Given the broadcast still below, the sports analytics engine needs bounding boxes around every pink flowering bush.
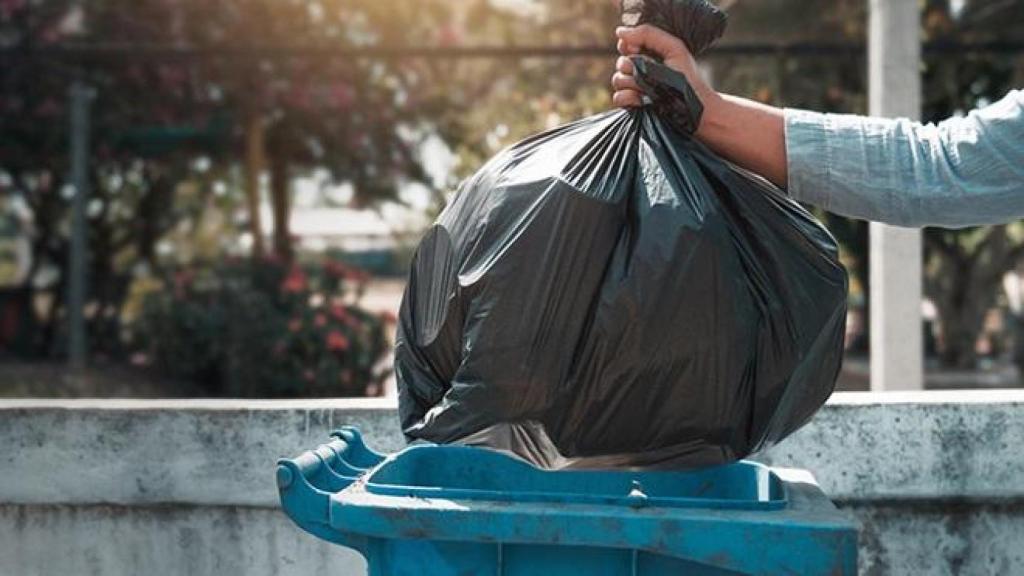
[136,257,392,397]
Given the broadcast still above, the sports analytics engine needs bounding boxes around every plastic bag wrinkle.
[395,0,848,469]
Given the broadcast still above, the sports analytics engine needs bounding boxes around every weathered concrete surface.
[848,502,1024,576]
[2,391,1023,575]
[0,398,404,507]
[757,390,1024,501]
[0,504,364,576]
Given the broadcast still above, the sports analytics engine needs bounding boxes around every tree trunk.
[136,169,175,269]
[852,222,869,355]
[935,298,990,370]
[925,226,1018,370]
[269,154,292,262]
[244,111,266,259]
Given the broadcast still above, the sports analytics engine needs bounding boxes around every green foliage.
[0,0,461,361]
[2,0,1023,376]
[136,256,391,397]
[917,0,1024,368]
[710,0,1024,369]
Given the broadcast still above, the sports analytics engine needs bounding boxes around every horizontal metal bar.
[0,40,1022,64]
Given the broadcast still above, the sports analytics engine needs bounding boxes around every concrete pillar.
[868,0,923,391]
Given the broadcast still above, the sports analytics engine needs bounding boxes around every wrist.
[695,89,726,141]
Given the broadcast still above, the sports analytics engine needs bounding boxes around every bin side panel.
[369,539,498,576]
[503,544,633,576]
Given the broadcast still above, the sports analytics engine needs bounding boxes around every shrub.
[135,256,392,397]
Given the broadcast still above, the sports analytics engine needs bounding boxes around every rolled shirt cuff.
[783,108,833,210]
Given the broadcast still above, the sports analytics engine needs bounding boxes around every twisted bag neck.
[620,0,727,136]
[630,56,704,136]
[620,0,726,56]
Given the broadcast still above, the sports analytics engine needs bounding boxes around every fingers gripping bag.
[395,0,848,469]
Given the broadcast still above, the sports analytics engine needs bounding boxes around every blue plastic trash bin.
[277,427,857,575]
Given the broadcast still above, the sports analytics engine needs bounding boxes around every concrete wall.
[2,392,1023,575]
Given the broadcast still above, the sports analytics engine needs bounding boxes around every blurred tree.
[0,0,458,359]
[712,0,1024,369]
[425,0,621,178]
[2,0,1022,376]
[919,0,1024,369]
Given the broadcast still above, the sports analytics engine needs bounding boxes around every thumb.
[615,24,688,60]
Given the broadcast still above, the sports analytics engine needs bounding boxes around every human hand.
[611,24,714,109]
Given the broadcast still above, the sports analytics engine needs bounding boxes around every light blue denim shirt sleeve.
[784,89,1024,228]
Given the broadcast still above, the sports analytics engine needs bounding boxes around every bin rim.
[277,427,859,575]
[361,443,789,511]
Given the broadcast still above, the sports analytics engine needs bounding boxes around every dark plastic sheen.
[394,0,848,469]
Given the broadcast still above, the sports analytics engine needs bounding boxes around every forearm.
[695,93,787,187]
[612,26,1024,226]
[785,90,1024,228]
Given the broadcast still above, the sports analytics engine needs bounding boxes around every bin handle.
[276,447,365,551]
[329,426,386,469]
[276,428,384,553]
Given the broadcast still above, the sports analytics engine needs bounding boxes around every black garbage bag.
[394,0,848,469]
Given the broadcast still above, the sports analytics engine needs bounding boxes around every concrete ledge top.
[2,390,1023,507]
[3,389,1022,411]
[830,389,1024,405]
[0,397,398,410]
